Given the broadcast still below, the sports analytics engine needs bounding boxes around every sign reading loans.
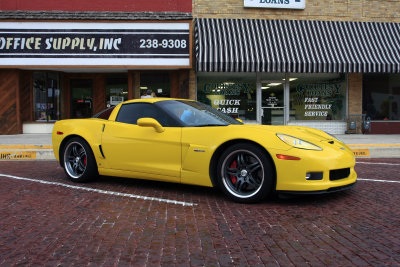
[0,22,190,67]
[244,0,306,9]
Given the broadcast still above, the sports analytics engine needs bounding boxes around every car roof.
[107,98,194,122]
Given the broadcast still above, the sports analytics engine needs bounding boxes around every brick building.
[192,0,400,134]
[1,0,400,134]
[0,0,193,134]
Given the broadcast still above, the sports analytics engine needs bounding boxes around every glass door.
[70,79,93,118]
[261,81,285,125]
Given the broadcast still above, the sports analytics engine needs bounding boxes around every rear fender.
[52,119,105,165]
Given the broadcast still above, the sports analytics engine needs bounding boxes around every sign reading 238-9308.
[0,22,191,67]
[139,39,188,49]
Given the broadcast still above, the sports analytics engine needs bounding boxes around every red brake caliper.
[230,160,237,184]
[83,156,87,166]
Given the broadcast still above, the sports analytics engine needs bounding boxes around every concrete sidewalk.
[0,134,53,160]
[0,133,399,160]
[336,134,400,158]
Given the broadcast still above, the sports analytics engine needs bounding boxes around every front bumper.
[270,142,357,192]
[277,181,357,195]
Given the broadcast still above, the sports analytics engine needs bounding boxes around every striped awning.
[195,18,400,73]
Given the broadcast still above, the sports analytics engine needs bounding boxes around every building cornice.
[0,10,192,21]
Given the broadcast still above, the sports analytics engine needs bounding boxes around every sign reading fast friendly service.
[244,0,306,9]
[0,22,190,67]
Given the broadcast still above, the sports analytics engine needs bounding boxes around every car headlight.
[277,134,322,151]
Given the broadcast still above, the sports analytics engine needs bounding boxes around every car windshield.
[156,100,242,127]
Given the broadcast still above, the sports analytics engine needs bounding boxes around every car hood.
[239,124,337,144]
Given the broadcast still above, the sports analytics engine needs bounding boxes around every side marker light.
[276,154,301,161]
[57,131,64,135]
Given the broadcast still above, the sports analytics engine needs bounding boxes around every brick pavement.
[0,160,399,266]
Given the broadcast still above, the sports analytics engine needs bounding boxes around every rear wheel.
[62,137,98,182]
[217,143,274,203]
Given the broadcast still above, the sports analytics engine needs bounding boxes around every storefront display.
[289,74,347,121]
[0,1,193,135]
[33,72,61,122]
[140,72,171,98]
[197,73,257,121]
[106,75,128,107]
[197,72,347,127]
[363,74,400,121]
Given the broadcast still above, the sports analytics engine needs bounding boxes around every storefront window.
[106,74,128,107]
[140,72,170,97]
[197,73,257,121]
[33,72,61,121]
[363,74,400,121]
[289,74,347,121]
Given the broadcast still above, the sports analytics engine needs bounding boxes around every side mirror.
[137,118,165,133]
[236,118,243,123]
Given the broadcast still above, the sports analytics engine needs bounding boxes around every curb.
[1,144,400,160]
[0,147,55,160]
[348,144,400,158]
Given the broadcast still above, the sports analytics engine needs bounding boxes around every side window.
[92,106,115,120]
[116,103,170,126]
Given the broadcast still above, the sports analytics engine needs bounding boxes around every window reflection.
[197,73,257,122]
[33,72,61,121]
[289,74,347,121]
[363,74,400,121]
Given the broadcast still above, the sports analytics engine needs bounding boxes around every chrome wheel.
[64,141,87,179]
[221,149,264,199]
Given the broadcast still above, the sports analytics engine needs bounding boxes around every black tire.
[62,137,98,182]
[216,143,274,203]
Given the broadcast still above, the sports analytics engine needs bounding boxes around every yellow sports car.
[52,98,357,203]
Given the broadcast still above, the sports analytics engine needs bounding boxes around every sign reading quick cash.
[0,22,190,67]
[244,0,305,9]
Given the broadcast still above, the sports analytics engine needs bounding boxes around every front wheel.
[217,143,274,203]
[62,137,98,182]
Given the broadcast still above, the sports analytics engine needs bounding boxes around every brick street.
[0,160,399,266]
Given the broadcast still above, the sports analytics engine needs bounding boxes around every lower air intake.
[330,168,350,181]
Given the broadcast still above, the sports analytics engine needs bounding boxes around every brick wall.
[193,0,400,23]
[348,73,363,115]
[1,0,191,12]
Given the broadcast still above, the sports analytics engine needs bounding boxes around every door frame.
[69,78,94,118]
[65,74,97,119]
[256,73,290,125]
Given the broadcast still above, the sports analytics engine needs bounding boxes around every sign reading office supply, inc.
[244,0,305,9]
[0,22,190,67]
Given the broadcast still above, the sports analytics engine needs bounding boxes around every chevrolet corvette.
[52,98,357,203]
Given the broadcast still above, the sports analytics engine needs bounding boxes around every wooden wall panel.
[0,70,21,134]
[93,74,106,115]
[19,71,33,122]
[178,70,189,99]
[170,70,189,99]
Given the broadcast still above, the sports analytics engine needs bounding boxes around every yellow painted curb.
[351,149,370,157]
[0,151,37,160]
[0,145,52,149]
